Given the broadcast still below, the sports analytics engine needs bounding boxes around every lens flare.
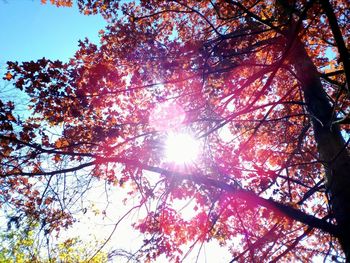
[165,132,200,164]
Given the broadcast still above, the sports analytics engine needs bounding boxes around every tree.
[0,217,107,262]
[0,218,40,263]
[2,0,350,261]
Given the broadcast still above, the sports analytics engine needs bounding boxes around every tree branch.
[97,157,340,237]
[321,0,350,91]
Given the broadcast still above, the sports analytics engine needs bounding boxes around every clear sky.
[0,0,106,65]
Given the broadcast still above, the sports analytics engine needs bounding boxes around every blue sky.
[0,0,106,65]
[0,0,107,119]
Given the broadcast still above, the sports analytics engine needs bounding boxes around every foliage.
[0,218,107,263]
[0,220,39,263]
[1,0,350,262]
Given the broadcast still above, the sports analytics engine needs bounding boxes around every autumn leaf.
[4,72,13,80]
[54,138,69,149]
[53,154,61,162]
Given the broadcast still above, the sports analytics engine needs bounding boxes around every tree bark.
[291,40,350,261]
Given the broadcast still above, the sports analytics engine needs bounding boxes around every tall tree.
[2,0,350,261]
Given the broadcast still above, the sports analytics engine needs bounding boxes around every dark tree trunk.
[292,40,350,261]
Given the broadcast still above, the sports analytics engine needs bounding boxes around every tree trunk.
[292,40,350,261]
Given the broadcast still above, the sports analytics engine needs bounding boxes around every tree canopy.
[1,0,350,262]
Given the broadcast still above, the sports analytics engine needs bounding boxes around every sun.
[164,132,200,164]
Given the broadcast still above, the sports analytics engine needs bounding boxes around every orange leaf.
[55,138,69,148]
[5,72,13,80]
